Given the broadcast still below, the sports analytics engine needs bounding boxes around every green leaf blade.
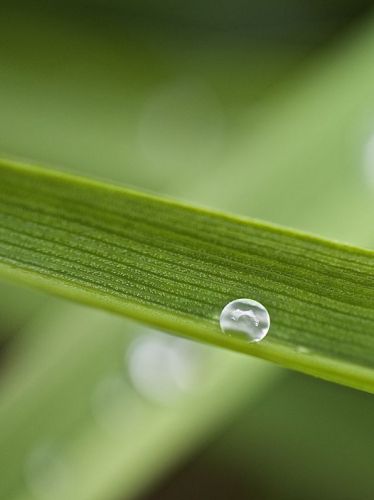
[0,158,373,391]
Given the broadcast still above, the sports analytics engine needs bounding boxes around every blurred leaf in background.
[0,1,373,499]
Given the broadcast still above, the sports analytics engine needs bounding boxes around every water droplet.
[220,298,270,342]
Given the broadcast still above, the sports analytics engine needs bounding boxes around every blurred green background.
[0,2,374,499]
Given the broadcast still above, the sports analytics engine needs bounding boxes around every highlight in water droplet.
[219,298,270,342]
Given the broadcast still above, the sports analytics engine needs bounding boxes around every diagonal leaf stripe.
[0,158,373,391]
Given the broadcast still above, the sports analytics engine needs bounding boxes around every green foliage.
[1,159,373,392]
[1,5,374,500]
